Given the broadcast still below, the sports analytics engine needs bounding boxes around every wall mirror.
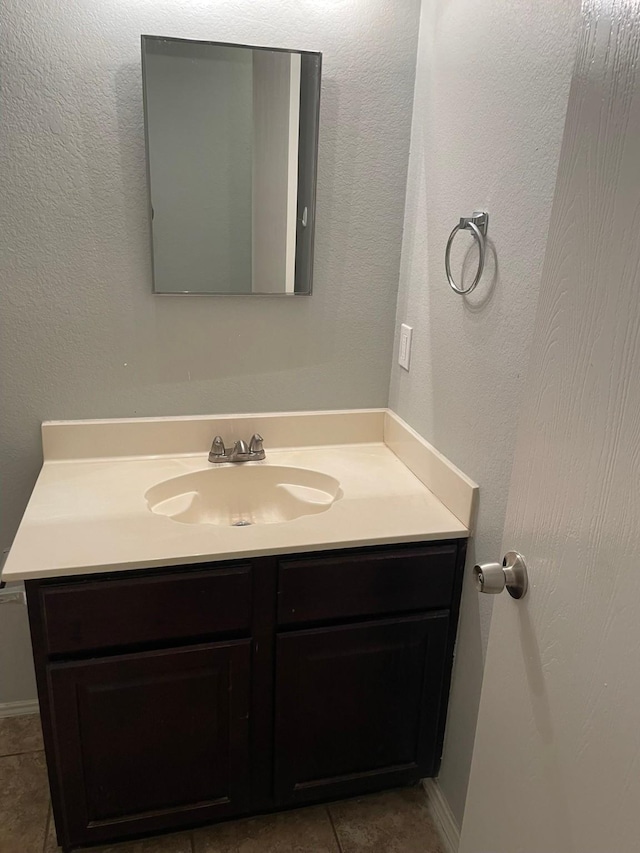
[141,36,321,295]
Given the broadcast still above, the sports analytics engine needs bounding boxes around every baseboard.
[0,699,39,718]
[423,778,460,853]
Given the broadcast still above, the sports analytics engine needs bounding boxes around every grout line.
[326,806,344,853]
[189,829,195,853]
[42,805,52,853]
[0,747,45,758]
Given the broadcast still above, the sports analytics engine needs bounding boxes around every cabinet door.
[48,640,251,849]
[274,612,449,805]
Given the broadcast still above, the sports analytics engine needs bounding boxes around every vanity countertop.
[3,410,477,581]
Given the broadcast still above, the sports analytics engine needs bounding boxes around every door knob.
[474,551,528,599]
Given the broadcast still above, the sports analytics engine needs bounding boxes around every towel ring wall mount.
[445,211,489,295]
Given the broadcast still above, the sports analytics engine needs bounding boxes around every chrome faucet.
[208,433,265,463]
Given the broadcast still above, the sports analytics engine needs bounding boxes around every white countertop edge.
[13,528,468,582]
[41,407,386,428]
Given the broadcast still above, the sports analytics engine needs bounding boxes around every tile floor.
[0,715,445,853]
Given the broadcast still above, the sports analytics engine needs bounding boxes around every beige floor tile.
[43,807,61,852]
[191,819,238,853]
[0,713,44,756]
[328,787,444,853]
[193,806,340,853]
[0,751,50,853]
[92,833,193,853]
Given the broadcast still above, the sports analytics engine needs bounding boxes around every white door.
[460,3,640,852]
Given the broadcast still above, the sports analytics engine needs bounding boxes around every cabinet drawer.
[277,545,457,626]
[39,564,252,655]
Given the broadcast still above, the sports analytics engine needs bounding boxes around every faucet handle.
[209,436,225,460]
[249,434,264,454]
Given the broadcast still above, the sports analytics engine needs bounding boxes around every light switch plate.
[398,324,413,371]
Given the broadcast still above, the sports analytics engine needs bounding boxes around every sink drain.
[231,519,252,527]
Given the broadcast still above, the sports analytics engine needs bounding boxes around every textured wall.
[388,0,580,826]
[0,0,420,703]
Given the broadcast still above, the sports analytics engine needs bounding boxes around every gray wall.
[388,0,581,827]
[0,0,420,703]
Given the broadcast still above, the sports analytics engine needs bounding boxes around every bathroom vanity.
[27,540,465,849]
[4,409,476,850]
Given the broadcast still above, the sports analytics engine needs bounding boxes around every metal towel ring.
[445,211,489,295]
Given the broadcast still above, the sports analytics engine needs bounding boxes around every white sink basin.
[145,465,342,526]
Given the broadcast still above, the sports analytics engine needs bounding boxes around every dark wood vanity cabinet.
[26,539,466,851]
